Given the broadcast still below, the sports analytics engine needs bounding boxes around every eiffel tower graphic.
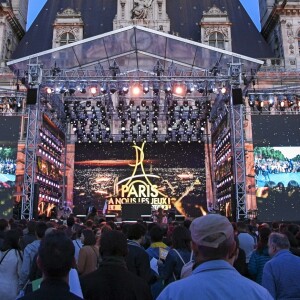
[116,142,168,198]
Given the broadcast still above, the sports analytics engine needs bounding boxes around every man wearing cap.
[157,214,273,300]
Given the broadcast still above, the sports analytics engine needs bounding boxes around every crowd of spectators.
[0,214,300,299]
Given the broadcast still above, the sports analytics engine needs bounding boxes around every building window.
[60,32,76,46]
[209,32,225,49]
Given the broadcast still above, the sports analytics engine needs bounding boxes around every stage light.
[109,82,117,94]
[86,101,91,107]
[142,118,147,126]
[46,87,53,94]
[248,94,255,107]
[221,85,227,94]
[186,82,195,94]
[100,82,108,94]
[132,83,142,96]
[164,82,172,94]
[129,100,134,107]
[78,82,87,94]
[197,82,205,93]
[165,137,170,143]
[183,100,188,107]
[68,81,77,95]
[287,94,295,107]
[119,84,129,95]
[267,94,274,107]
[131,118,137,126]
[207,82,215,94]
[90,86,97,95]
[143,81,149,94]
[153,81,160,95]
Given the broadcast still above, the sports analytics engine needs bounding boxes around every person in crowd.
[146,225,170,299]
[72,224,84,264]
[20,220,36,250]
[232,235,247,276]
[0,229,23,300]
[262,232,300,299]
[0,218,10,248]
[248,227,271,284]
[85,219,94,231]
[18,230,82,300]
[157,214,273,300]
[19,221,47,291]
[65,216,75,239]
[125,222,155,284]
[95,224,112,249]
[80,230,152,300]
[158,225,193,285]
[154,207,168,225]
[237,221,256,266]
[77,229,99,276]
[284,230,300,256]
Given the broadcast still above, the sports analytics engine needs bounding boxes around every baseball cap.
[190,214,234,248]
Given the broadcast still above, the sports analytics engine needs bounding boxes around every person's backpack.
[173,249,194,279]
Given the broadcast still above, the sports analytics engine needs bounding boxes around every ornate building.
[5,0,300,221]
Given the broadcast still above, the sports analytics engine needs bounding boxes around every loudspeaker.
[105,214,116,222]
[175,215,185,222]
[32,183,40,219]
[122,204,152,221]
[26,88,38,105]
[232,88,243,105]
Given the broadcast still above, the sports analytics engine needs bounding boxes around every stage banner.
[252,115,300,221]
[0,116,21,218]
[74,142,206,218]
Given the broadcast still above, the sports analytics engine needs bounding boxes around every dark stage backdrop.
[74,142,206,218]
[252,115,300,222]
[0,116,21,218]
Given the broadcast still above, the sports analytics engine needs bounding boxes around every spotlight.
[143,81,150,94]
[197,82,205,93]
[164,82,172,94]
[221,85,227,94]
[78,82,87,94]
[186,82,195,94]
[173,83,185,96]
[90,86,97,95]
[69,81,77,95]
[119,84,129,95]
[46,87,53,94]
[96,101,101,107]
[287,94,295,107]
[207,82,215,94]
[86,101,91,107]
[248,94,256,107]
[267,94,274,107]
[109,82,118,94]
[141,100,146,107]
[132,83,142,96]
[100,82,108,94]
[153,81,160,95]
[183,100,188,107]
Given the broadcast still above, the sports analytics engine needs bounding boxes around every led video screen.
[74,142,206,218]
[0,116,21,218]
[252,115,300,221]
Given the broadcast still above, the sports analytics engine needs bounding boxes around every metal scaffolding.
[21,101,40,219]
[230,104,247,220]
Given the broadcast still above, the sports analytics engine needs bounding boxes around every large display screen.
[0,116,21,218]
[252,115,300,221]
[74,142,206,218]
